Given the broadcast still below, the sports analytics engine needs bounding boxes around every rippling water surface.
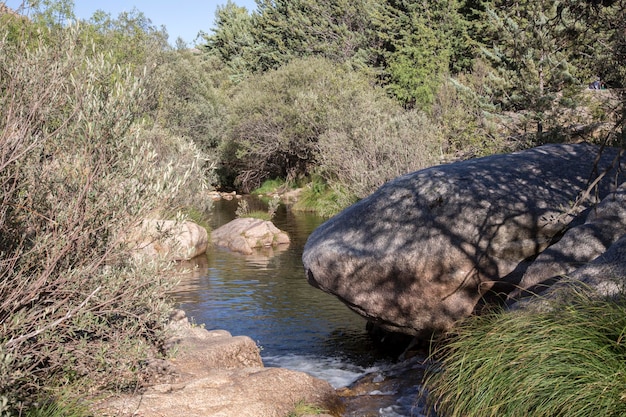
[170,197,425,415]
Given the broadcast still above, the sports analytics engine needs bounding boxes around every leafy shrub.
[222,57,385,191]
[318,106,442,200]
[223,56,443,202]
[150,49,227,159]
[0,22,210,411]
[425,292,626,417]
[431,70,503,158]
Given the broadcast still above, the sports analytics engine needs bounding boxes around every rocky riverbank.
[97,310,342,417]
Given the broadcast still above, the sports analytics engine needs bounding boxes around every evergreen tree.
[369,0,469,109]
[252,0,374,71]
[480,0,585,137]
[201,1,256,81]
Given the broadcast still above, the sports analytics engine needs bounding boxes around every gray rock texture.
[509,181,626,301]
[303,143,624,336]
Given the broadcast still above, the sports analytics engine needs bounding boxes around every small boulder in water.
[129,219,208,261]
[212,217,290,255]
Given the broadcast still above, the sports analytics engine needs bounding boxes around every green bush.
[425,292,626,417]
[222,57,364,191]
[318,106,441,200]
[0,22,210,412]
[223,56,442,202]
[150,49,227,159]
[292,177,356,218]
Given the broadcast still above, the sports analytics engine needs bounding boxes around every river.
[170,196,429,416]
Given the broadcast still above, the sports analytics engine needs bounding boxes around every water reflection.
[171,198,387,370]
[169,197,430,417]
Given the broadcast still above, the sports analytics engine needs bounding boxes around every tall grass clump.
[292,176,356,218]
[425,292,626,417]
[0,21,210,413]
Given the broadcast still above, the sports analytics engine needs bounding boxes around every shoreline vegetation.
[425,290,626,417]
[0,1,625,416]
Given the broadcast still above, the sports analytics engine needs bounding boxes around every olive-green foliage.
[426,292,626,417]
[14,0,75,29]
[223,56,442,197]
[292,177,356,218]
[432,66,518,157]
[222,57,368,191]
[318,105,442,200]
[0,19,209,412]
[151,49,227,160]
[83,8,169,69]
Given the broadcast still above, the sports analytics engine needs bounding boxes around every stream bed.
[170,197,430,416]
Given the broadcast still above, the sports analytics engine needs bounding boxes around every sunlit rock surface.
[99,311,341,417]
[212,217,290,255]
[130,219,208,261]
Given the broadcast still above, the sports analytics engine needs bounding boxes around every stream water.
[170,197,428,416]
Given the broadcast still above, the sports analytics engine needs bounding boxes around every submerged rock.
[303,143,624,337]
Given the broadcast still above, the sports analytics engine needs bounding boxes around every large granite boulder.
[303,143,624,336]
[508,181,626,301]
[512,234,626,312]
[212,217,290,255]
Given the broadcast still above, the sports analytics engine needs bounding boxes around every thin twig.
[4,286,102,349]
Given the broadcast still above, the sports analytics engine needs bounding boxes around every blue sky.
[2,0,258,46]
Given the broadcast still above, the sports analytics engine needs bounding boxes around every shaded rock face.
[303,143,624,336]
[509,181,626,302]
[212,217,290,255]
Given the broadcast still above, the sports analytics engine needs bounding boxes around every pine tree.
[369,0,469,109]
[201,1,256,80]
[252,0,374,71]
[480,0,584,138]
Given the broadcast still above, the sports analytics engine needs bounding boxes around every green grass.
[252,178,290,195]
[285,400,327,417]
[292,177,356,218]
[178,206,212,230]
[24,398,91,417]
[425,292,626,417]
